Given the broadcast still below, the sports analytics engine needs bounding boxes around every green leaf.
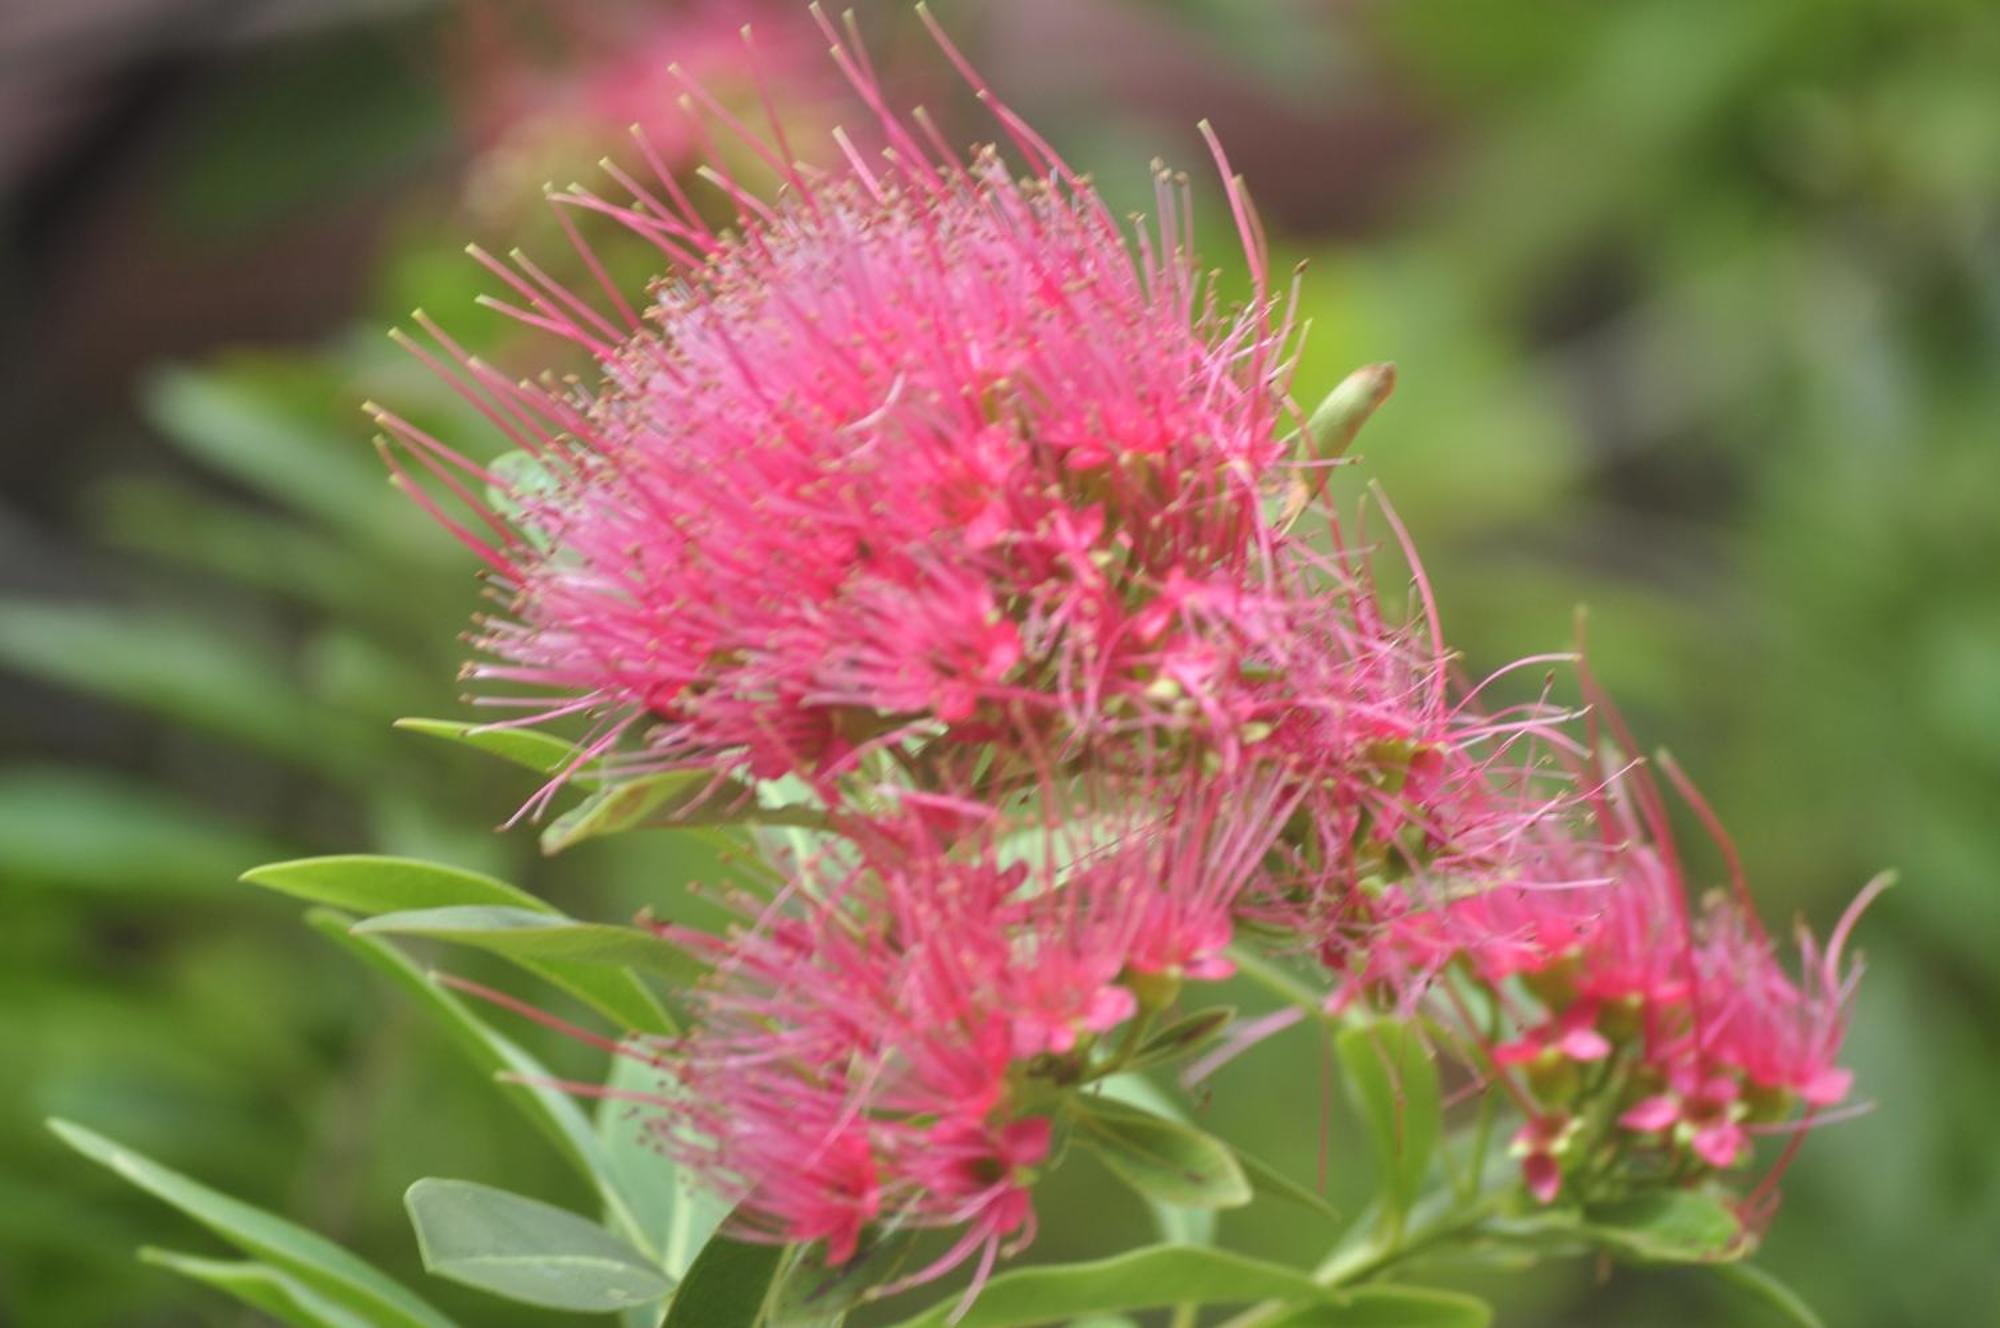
[661,1232,786,1328]
[1129,1007,1235,1068]
[597,1047,729,1280]
[0,601,380,781]
[243,855,553,916]
[143,365,423,554]
[882,1245,1327,1328]
[1234,1145,1340,1222]
[486,451,561,551]
[47,1120,453,1328]
[354,906,685,1035]
[1262,1284,1492,1327]
[90,476,382,617]
[0,764,288,894]
[1069,1096,1252,1211]
[1093,1075,1217,1246]
[395,718,604,786]
[1581,1191,1745,1264]
[1334,1021,1440,1226]
[543,773,822,855]
[140,1248,378,1328]
[301,910,631,1234]
[355,906,698,981]
[1709,1261,1827,1328]
[767,1229,918,1327]
[405,1178,673,1313]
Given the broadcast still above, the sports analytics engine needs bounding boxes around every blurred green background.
[2,0,1994,1323]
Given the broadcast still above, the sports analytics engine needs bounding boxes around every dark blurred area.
[3,1,1996,1324]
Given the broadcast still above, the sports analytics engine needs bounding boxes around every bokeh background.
[3,1,1995,1324]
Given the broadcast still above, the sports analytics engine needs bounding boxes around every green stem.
[1215,1192,1501,1328]
[1225,944,1328,1015]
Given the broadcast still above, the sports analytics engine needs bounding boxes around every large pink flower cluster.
[387,9,1870,1301]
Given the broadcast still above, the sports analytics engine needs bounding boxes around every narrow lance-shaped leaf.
[1232,1144,1340,1222]
[766,1228,919,1328]
[882,1244,1329,1328]
[139,1248,379,1328]
[661,1229,787,1328]
[1334,1020,1440,1231]
[405,1179,673,1313]
[300,908,649,1252]
[1709,1261,1826,1328]
[243,855,553,916]
[1128,1007,1234,1069]
[1068,1095,1251,1211]
[1261,1284,1492,1327]
[395,717,604,786]
[48,1120,454,1328]
[1580,1191,1746,1264]
[543,772,824,855]
[143,365,427,554]
[353,905,689,1034]
[597,1046,730,1281]
[1093,1075,1218,1245]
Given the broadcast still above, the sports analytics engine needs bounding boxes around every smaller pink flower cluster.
[647,774,1293,1289]
[1356,743,1879,1208]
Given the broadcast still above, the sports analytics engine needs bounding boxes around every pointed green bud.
[1277,363,1397,529]
[1304,361,1397,462]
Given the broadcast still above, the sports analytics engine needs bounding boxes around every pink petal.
[1557,1026,1612,1062]
[1691,1121,1746,1169]
[1619,1095,1682,1133]
[1800,1067,1853,1106]
[1523,1153,1562,1204]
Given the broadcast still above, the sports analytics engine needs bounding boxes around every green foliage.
[881,1246,1326,1328]
[140,1248,379,1328]
[1070,1095,1253,1211]
[1580,1192,1745,1264]
[1260,1286,1492,1327]
[395,718,605,785]
[0,765,288,894]
[1708,1262,1827,1328]
[542,772,824,855]
[597,1048,730,1280]
[244,855,553,915]
[405,1178,672,1312]
[1335,1022,1441,1231]
[353,906,686,1033]
[661,1233,787,1328]
[302,910,619,1207]
[49,1121,454,1328]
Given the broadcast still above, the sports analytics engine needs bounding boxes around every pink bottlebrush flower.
[1688,880,1882,1109]
[1364,712,1877,1206]
[1236,513,1587,987]
[381,9,1301,791]
[448,0,835,218]
[627,758,1290,1291]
